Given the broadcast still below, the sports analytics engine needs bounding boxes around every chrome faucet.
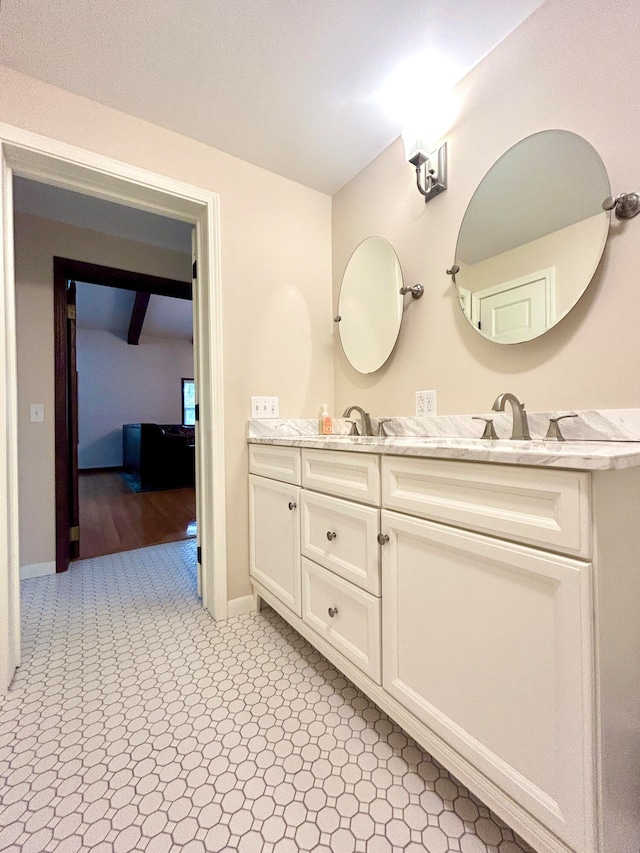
[342,405,374,436]
[492,393,531,440]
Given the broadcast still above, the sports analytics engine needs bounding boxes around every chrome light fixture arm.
[408,142,448,203]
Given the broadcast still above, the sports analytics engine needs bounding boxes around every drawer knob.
[288,501,297,510]
[328,607,339,618]
[377,533,389,545]
[326,531,337,541]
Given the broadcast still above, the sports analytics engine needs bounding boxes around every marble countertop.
[248,433,640,472]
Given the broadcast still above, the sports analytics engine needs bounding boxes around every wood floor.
[78,470,196,560]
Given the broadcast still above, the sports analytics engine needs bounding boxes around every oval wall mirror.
[337,236,404,373]
[453,130,610,344]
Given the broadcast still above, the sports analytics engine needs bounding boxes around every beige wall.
[3,68,333,596]
[14,212,192,567]
[333,0,640,416]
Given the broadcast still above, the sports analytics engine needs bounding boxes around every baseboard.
[20,561,56,580]
[227,594,257,618]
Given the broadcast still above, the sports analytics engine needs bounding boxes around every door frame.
[0,123,228,693]
[53,259,193,573]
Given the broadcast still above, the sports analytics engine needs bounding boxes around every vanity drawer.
[382,456,591,558]
[301,491,380,595]
[249,443,301,485]
[302,557,381,683]
[302,449,380,505]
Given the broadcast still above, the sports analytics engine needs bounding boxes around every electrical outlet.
[415,390,437,417]
[30,403,44,423]
[250,396,280,418]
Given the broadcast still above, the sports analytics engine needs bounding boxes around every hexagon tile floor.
[0,540,536,853]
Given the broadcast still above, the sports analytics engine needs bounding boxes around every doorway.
[0,128,229,693]
[53,257,195,571]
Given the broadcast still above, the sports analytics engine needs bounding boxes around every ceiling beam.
[54,257,192,300]
[127,291,151,345]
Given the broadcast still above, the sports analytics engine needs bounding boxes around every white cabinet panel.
[381,509,595,852]
[302,449,380,505]
[249,444,301,485]
[382,456,590,557]
[301,491,380,595]
[249,475,301,615]
[302,557,381,683]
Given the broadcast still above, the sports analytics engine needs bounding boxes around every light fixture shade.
[401,129,431,166]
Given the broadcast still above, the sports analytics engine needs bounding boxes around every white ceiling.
[13,177,193,253]
[0,0,544,194]
[76,282,193,342]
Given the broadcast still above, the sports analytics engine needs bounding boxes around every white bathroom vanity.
[248,419,640,853]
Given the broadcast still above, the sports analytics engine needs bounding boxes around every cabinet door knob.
[288,501,297,510]
[377,533,389,545]
[328,607,338,618]
[326,531,337,541]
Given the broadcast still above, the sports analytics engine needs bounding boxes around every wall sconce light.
[403,132,448,203]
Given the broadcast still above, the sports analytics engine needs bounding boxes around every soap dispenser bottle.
[320,404,332,435]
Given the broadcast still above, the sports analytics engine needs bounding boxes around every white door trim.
[0,123,228,692]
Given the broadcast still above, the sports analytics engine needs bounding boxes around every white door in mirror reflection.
[471,267,555,344]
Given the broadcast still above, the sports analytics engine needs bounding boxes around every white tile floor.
[0,540,535,853]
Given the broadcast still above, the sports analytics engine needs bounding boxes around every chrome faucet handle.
[472,417,498,440]
[545,414,578,441]
[346,419,360,436]
[377,419,392,437]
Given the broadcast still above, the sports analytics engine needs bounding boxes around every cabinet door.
[381,510,595,853]
[249,475,301,616]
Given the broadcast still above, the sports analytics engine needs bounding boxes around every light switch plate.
[250,396,280,418]
[30,403,45,423]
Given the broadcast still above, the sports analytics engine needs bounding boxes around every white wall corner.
[20,561,56,580]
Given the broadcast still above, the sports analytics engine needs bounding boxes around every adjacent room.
[12,177,198,570]
[76,282,196,559]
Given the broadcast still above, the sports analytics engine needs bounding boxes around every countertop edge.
[247,436,640,472]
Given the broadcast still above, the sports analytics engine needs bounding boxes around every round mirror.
[338,237,404,373]
[454,130,610,343]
